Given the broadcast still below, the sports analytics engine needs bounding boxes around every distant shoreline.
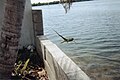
[32,0,93,6]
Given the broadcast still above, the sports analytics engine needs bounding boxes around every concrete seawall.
[36,36,90,80]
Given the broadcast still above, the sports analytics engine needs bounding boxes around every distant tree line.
[32,1,59,6]
[32,0,93,6]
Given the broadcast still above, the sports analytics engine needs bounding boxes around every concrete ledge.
[36,36,90,80]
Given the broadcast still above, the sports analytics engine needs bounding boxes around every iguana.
[53,30,75,43]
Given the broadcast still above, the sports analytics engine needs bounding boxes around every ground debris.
[11,45,49,80]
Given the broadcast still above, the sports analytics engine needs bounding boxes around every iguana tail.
[53,29,68,41]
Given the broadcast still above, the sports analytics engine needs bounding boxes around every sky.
[31,0,59,3]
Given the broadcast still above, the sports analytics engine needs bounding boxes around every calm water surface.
[33,0,120,79]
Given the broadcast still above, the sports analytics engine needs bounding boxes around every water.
[33,0,120,79]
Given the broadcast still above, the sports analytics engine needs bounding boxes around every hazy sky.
[31,0,59,3]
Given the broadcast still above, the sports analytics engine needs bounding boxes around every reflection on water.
[33,0,120,79]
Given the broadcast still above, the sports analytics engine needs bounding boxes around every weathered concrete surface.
[36,36,69,80]
[19,0,34,47]
[32,10,44,47]
[0,0,35,48]
[32,10,44,36]
[37,36,90,80]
